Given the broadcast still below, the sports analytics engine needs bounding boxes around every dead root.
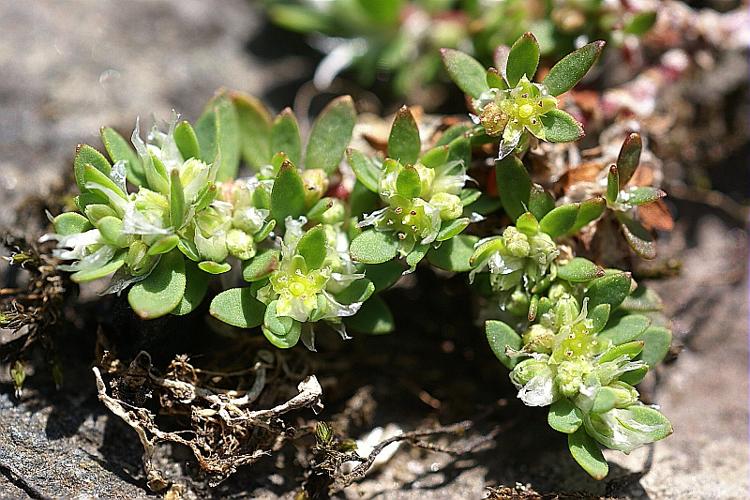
[0,233,68,394]
[93,350,323,491]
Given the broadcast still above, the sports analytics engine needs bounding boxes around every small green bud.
[85,204,118,224]
[429,192,462,221]
[179,158,211,202]
[608,381,639,409]
[226,229,256,261]
[320,199,346,225]
[126,240,157,276]
[301,169,329,208]
[523,324,555,354]
[503,226,530,257]
[529,232,558,267]
[232,207,267,234]
[413,164,436,196]
[96,216,132,248]
[195,231,228,263]
[510,358,550,387]
[554,295,580,328]
[479,101,509,137]
[556,359,590,397]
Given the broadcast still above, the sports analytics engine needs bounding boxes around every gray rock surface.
[0,1,747,498]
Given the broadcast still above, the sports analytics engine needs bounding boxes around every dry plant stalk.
[93,351,323,490]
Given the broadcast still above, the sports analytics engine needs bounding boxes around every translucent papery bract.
[110,160,128,193]
[84,182,129,214]
[584,407,668,453]
[58,244,115,273]
[148,111,183,172]
[122,203,171,237]
[46,229,102,261]
[281,216,308,256]
[180,158,212,203]
[320,290,362,319]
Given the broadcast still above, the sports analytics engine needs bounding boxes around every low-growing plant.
[45,32,672,479]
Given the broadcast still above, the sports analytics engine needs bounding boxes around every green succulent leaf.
[542,41,605,97]
[620,366,648,386]
[427,234,477,272]
[173,261,210,316]
[436,217,470,242]
[232,92,272,168]
[625,187,666,206]
[174,120,201,161]
[485,320,522,369]
[128,251,186,319]
[585,272,632,310]
[271,160,306,225]
[495,155,531,221]
[53,212,92,236]
[549,399,584,434]
[396,165,422,198]
[539,203,579,238]
[598,340,645,364]
[440,48,490,99]
[195,93,240,181]
[263,300,302,348]
[616,133,642,187]
[621,286,663,312]
[74,144,111,192]
[297,225,327,270]
[529,186,555,221]
[447,136,471,169]
[71,251,126,283]
[606,165,620,204]
[568,197,606,234]
[305,95,356,173]
[242,249,280,282]
[486,67,507,90]
[94,216,123,245]
[598,314,651,345]
[345,295,394,334]
[169,169,185,229]
[101,127,145,186]
[83,163,127,200]
[198,261,232,274]
[516,212,539,235]
[335,278,375,305]
[347,148,381,193]
[558,257,603,283]
[589,304,611,334]
[591,387,619,414]
[540,110,584,143]
[568,428,609,480]
[618,214,656,260]
[420,145,450,169]
[147,234,180,256]
[406,243,429,270]
[210,287,265,328]
[388,106,421,165]
[637,326,672,367]
[350,229,399,265]
[506,32,540,86]
[364,260,404,292]
[271,108,302,166]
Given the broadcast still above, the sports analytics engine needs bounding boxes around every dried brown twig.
[93,350,323,491]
